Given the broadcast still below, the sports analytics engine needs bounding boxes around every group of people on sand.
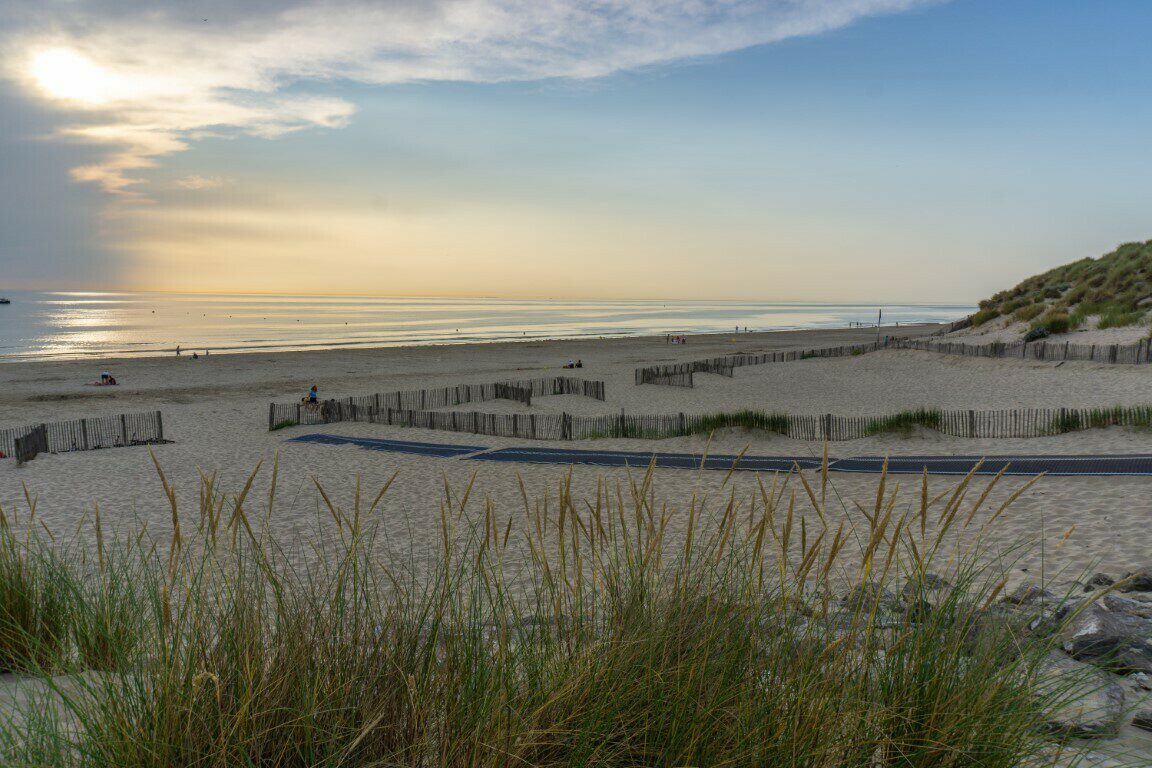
[563,360,583,369]
[87,370,118,386]
[668,335,688,344]
[175,346,209,359]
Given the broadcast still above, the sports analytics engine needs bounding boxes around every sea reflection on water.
[0,292,971,362]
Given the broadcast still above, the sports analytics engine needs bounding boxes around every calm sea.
[0,291,971,362]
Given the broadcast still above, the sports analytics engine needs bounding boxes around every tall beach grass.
[0,456,1110,766]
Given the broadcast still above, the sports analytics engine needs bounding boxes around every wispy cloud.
[175,174,231,190]
[2,0,938,194]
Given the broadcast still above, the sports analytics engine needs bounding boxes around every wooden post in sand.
[268,404,275,431]
[156,411,164,441]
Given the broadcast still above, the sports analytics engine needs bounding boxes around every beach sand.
[0,322,1148,584]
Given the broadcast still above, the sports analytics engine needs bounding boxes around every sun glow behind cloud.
[2,0,951,296]
[7,0,939,194]
[30,49,119,104]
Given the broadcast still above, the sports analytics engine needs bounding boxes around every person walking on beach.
[176,345,181,356]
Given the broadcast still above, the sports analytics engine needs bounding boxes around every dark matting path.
[287,435,1152,476]
[289,433,487,458]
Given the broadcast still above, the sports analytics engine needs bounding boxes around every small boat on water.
[0,298,9,305]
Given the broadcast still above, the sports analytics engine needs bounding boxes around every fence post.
[156,411,164,441]
[268,403,275,431]
[967,409,975,438]
[562,413,571,440]
[296,403,301,425]
[823,414,832,441]
[120,414,128,445]
[387,407,393,425]
[80,419,89,450]
[679,412,686,434]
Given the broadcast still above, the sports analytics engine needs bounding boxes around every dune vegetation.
[0,455,1116,767]
[970,240,1152,337]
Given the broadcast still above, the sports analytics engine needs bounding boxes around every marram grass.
[0,456,1112,767]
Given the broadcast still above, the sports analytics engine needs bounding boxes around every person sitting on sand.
[100,371,111,384]
[576,360,583,368]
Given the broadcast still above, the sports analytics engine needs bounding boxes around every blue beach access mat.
[287,434,1152,476]
[464,447,823,472]
[831,454,1152,477]
[287,433,486,458]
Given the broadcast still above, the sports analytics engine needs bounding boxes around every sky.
[1,0,1151,302]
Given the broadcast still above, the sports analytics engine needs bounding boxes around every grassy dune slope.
[971,240,1152,337]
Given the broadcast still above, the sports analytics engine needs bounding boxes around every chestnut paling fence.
[2,411,167,464]
[273,403,1152,443]
[268,377,606,430]
[635,336,1152,388]
[894,337,1152,364]
[635,340,893,387]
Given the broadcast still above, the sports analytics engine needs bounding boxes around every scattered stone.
[898,572,955,620]
[996,583,1077,638]
[1131,671,1152,691]
[1086,573,1115,591]
[1120,569,1152,593]
[1037,653,1126,738]
[1103,593,1152,620]
[1062,604,1152,673]
[900,571,952,596]
[840,582,900,613]
[1003,582,1060,606]
[1134,705,1152,733]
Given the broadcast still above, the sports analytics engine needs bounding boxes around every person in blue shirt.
[308,385,318,404]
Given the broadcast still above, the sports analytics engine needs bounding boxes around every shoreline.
[0,321,953,365]
[0,322,947,373]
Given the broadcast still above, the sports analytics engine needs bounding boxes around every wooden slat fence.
[276,404,1152,443]
[894,338,1152,364]
[269,377,606,430]
[1,411,167,462]
[493,384,533,406]
[14,426,48,465]
[635,341,890,386]
[636,335,1152,388]
[933,317,972,335]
